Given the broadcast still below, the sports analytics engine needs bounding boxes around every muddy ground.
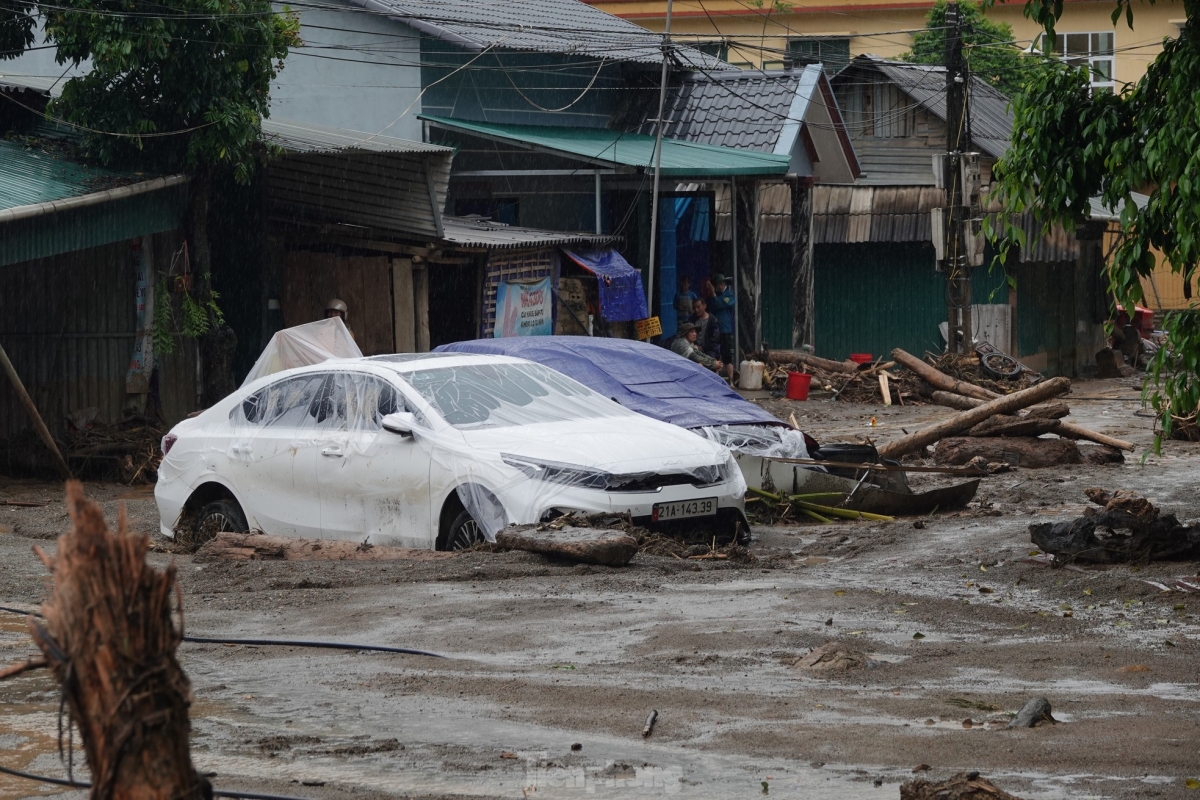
[0,377,1198,799]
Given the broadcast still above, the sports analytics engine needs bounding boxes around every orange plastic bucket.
[786,371,813,400]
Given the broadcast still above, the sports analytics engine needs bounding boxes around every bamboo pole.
[0,341,72,480]
[877,377,1072,458]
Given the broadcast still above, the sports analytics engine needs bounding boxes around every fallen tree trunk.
[496,526,639,566]
[930,392,1071,421]
[934,436,1081,468]
[30,481,208,800]
[892,348,1000,401]
[968,416,1062,438]
[196,531,453,562]
[878,377,1071,458]
[759,349,858,374]
[930,390,983,410]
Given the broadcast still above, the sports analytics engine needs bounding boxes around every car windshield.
[399,362,627,429]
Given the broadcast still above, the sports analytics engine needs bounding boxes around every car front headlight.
[717,451,739,484]
[501,454,613,490]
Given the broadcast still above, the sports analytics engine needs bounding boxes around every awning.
[421,116,792,178]
[563,248,648,322]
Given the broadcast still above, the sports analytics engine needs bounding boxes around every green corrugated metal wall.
[0,185,188,267]
[761,243,793,350]
[814,242,944,360]
[1015,261,1078,376]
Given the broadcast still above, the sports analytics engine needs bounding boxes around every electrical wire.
[0,88,217,138]
[0,606,445,657]
[0,763,321,800]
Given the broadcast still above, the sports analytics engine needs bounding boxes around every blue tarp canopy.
[563,249,649,323]
[434,336,784,429]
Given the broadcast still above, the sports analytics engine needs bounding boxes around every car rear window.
[399,362,626,429]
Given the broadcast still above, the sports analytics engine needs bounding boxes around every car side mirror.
[381,411,416,437]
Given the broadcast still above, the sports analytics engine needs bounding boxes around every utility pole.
[645,0,674,317]
[942,1,972,354]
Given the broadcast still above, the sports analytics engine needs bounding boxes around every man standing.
[671,322,726,376]
[707,274,735,364]
[324,298,354,339]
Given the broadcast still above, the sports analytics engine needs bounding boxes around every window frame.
[1044,31,1116,94]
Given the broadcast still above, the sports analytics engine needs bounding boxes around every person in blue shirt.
[707,273,736,363]
[674,276,698,318]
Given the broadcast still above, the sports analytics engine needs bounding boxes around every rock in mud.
[900,771,1026,800]
[1007,697,1056,729]
[793,642,866,671]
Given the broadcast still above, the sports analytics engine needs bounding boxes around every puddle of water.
[0,695,77,800]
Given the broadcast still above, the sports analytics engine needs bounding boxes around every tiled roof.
[347,0,726,69]
[637,68,804,152]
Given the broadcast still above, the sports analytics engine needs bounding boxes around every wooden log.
[196,531,453,562]
[930,390,982,410]
[29,481,207,800]
[496,526,639,566]
[759,349,857,374]
[877,377,1071,458]
[892,348,1001,401]
[933,436,1081,468]
[1055,421,1136,452]
[1024,401,1071,420]
[879,373,892,406]
[968,416,1062,437]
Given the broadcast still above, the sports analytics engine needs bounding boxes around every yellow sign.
[635,316,662,340]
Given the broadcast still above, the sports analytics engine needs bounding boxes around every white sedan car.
[156,353,748,550]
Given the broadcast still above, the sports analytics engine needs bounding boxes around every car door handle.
[321,446,344,458]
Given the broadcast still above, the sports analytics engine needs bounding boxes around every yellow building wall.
[589,0,1183,87]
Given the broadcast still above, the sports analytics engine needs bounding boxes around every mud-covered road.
[1,378,1198,799]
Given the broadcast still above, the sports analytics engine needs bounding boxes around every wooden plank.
[392,257,416,353]
[358,256,393,356]
[413,263,430,352]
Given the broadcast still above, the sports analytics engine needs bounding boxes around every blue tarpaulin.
[434,336,783,430]
[563,249,649,323]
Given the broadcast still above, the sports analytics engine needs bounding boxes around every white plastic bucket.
[738,359,764,390]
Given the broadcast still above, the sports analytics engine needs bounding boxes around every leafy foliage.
[904,0,1056,96]
[0,0,35,57]
[987,0,1200,447]
[43,0,299,182]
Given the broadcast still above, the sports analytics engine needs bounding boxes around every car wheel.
[195,498,248,546]
[446,510,486,551]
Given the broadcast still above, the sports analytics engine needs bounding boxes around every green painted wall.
[813,242,944,360]
[761,243,793,350]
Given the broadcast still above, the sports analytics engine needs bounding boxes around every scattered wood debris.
[1029,489,1200,563]
[901,771,1026,800]
[196,532,454,562]
[496,525,640,567]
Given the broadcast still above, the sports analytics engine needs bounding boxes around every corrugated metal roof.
[849,139,938,186]
[261,118,451,155]
[347,0,726,69]
[844,55,1013,159]
[440,216,616,249]
[0,72,62,95]
[422,115,791,176]
[637,69,803,152]
[0,137,156,212]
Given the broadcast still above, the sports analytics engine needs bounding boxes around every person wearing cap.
[671,322,726,377]
[706,273,735,363]
[324,298,354,338]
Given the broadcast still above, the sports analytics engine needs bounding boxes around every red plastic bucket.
[849,353,874,365]
[786,371,813,401]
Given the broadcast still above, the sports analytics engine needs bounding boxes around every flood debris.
[900,771,1026,800]
[1007,697,1056,729]
[196,531,454,562]
[642,710,658,737]
[5,481,210,800]
[497,518,641,566]
[935,437,1082,468]
[792,642,867,671]
[1029,489,1200,563]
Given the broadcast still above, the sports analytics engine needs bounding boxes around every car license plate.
[653,498,717,522]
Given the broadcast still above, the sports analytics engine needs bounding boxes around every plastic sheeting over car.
[435,336,783,429]
[241,318,362,387]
